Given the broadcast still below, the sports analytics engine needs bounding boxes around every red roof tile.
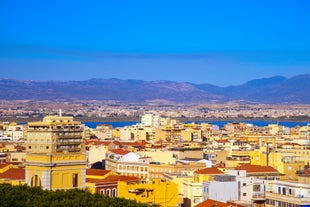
[110,148,131,155]
[86,169,111,176]
[0,163,11,169]
[235,164,279,173]
[195,167,224,175]
[0,168,25,180]
[196,199,229,207]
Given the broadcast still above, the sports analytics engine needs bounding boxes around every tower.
[25,115,87,190]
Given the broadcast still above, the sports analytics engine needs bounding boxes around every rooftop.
[0,168,25,180]
[86,169,111,177]
[110,148,131,155]
[195,167,224,175]
[235,163,279,174]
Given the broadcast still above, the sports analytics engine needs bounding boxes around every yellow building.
[118,178,178,207]
[268,151,304,180]
[164,172,194,195]
[250,146,268,166]
[226,150,251,168]
[25,115,87,190]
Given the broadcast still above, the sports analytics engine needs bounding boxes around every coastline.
[1,116,308,123]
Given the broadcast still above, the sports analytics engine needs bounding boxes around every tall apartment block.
[25,114,87,190]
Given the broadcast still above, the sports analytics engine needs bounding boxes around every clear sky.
[0,0,309,86]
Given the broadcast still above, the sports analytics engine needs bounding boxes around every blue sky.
[0,0,309,86]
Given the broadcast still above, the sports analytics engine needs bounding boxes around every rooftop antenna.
[59,109,62,117]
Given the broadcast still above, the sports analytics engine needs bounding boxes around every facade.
[85,169,139,196]
[268,151,304,180]
[149,161,206,179]
[266,180,310,207]
[203,170,267,207]
[183,180,203,207]
[194,167,224,182]
[105,148,150,179]
[118,178,178,207]
[25,115,87,190]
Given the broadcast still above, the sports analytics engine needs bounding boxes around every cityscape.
[0,108,310,206]
[1,1,310,207]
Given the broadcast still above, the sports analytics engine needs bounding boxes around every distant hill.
[0,74,309,104]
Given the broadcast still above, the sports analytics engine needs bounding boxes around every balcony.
[252,192,266,200]
[57,139,82,145]
[266,192,310,205]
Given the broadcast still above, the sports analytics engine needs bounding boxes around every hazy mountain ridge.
[0,74,309,104]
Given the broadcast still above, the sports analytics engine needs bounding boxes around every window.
[194,198,200,203]
[106,189,110,197]
[112,188,117,197]
[28,146,31,149]
[288,166,292,171]
[243,183,246,186]
[46,146,49,149]
[243,193,246,196]
[72,173,78,187]
[100,189,105,195]
[253,184,261,192]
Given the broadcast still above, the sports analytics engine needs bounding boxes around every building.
[203,170,267,207]
[266,180,310,207]
[268,151,304,180]
[105,148,150,179]
[194,167,224,182]
[235,163,282,180]
[85,169,139,196]
[25,115,87,190]
[0,163,25,185]
[118,178,178,207]
[182,167,225,207]
[149,160,206,179]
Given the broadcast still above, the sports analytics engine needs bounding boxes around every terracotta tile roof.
[0,163,11,169]
[86,169,111,176]
[195,199,229,207]
[110,148,131,155]
[235,163,279,173]
[195,167,224,175]
[0,168,25,180]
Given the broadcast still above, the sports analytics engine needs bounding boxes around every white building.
[141,114,161,128]
[203,170,266,206]
[266,180,310,206]
[105,148,151,179]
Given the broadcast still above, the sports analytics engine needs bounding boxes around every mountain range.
[0,74,309,104]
